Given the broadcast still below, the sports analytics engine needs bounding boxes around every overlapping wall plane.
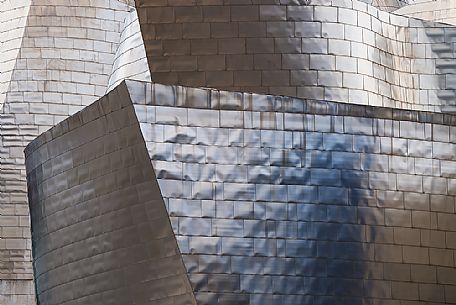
[26,79,456,305]
[0,1,147,303]
[1,0,456,304]
[25,84,195,305]
[136,0,456,112]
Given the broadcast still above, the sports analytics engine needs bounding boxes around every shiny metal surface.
[0,0,30,108]
[136,0,456,113]
[25,83,196,305]
[107,6,151,92]
[4,0,456,304]
[26,80,456,305]
[365,0,409,11]
[0,1,150,303]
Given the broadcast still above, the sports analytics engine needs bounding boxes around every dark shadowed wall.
[25,84,196,305]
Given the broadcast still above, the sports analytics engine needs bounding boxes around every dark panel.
[25,83,196,305]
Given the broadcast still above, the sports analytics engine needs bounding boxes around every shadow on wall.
[307,117,451,304]
[427,25,456,113]
[302,126,374,304]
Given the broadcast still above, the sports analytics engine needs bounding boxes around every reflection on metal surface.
[25,84,196,305]
[3,0,456,304]
[0,0,30,108]
[26,80,456,305]
[107,6,151,92]
[0,1,151,302]
[395,0,456,25]
[136,0,456,113]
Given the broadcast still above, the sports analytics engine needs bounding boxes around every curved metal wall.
[9,0,456,304]
[0,1,147,302]
[107,7,151,93]
[0,0,30,107]
[367,0,408,11]
[25,83,196,305]
[128,80,456,305]
[26,80,456,305]
[137,0,456,113]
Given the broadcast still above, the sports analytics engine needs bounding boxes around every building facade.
[1,0,456,304]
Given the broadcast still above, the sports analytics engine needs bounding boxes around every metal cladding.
[0,0,30,107]
[395,0,456,27]
[26,79,456,304]
[136,0,456,113]
[1,0,456,304]
[107,7,151,92]
[25,83,196,305]
[0,1,147,303]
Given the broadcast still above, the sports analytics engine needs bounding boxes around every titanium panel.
[0,0,30,107]
[129,80,456,305]
[24,80,456,304]
[4,0,456,304]
[136,0,456,113]
[396,0,456,25]
[25,83,196,305]
[0,1,153,302]
[107,6,151,92]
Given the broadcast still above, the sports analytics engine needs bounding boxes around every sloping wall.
[0,1,147,303]
[25,83,196,305]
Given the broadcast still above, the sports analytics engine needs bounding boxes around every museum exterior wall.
[1,0,456,304]
[107,7,151,92]
[0,0,30,107]
[137,0,456,113]
[133,80,456,305]
[25,83,196,305]
[25,80,456,305]
[0,1,143,303]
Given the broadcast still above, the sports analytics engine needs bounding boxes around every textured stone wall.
[136,0,456,113]
[125,80,456,305]
[24,84,196,305]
